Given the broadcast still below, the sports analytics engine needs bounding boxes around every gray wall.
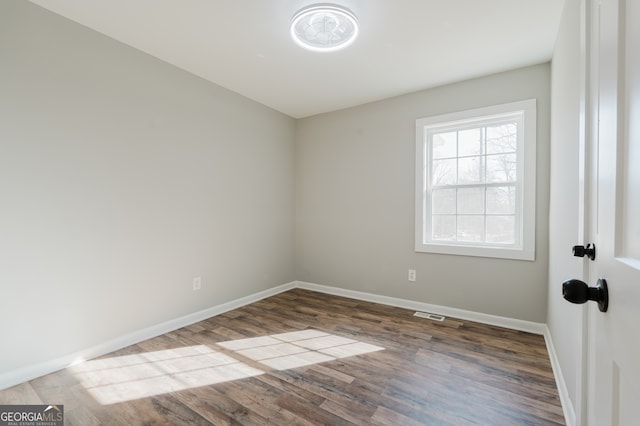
[0,1,295,374]
[548,0,584,419]
[1,0,556,386]
[296,64,551,322]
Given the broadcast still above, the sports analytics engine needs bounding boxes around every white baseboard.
[0,281,296,391]
[543,326,576,426]
[295,281,546,334]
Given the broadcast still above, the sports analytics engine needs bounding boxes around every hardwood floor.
[0,289,565,425]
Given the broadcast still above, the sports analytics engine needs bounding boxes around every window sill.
[415,242,535,261]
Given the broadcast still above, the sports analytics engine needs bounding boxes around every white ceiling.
[29,0,564,118]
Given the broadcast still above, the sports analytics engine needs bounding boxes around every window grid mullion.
[482,126,487,242]
[431,182,516,191]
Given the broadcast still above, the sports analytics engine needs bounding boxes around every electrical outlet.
[408,269,416,282]
[193,276,201,291]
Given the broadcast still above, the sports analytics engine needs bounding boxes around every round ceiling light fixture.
[290,3,359,52]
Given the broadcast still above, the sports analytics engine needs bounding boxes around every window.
[415,99,536,260]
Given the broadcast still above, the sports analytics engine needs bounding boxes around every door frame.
[575,0,594,424]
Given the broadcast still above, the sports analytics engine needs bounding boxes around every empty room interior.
[2,0,639,425]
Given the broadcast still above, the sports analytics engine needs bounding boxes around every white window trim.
[415,99,536,261]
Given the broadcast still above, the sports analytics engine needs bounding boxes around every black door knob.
[562,278,608,312]
[572,243,596,260]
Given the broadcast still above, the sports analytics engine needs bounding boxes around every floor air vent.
[414,311,445,321]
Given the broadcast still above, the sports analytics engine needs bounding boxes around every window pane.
[486,123,517,154]
[486,153,516,182]
[432,131,456,159]
[432,158,457,185]
[458,128,481,156]
[457,187,484,214]
[457,215,483,242]
[432,215,456,241]
[486,186,516,214]
[486,216,515,244]
[432,189,456,214]
[458,156,482,184]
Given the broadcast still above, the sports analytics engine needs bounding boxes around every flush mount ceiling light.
[290,3,359,52]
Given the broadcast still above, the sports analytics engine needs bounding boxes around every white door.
[586,0,640,424]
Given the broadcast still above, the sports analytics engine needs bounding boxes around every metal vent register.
[414,311,445,321]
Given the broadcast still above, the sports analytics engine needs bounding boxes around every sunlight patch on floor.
[217,329,385,370]
[70,345,263,405]
[71,329,384,405]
